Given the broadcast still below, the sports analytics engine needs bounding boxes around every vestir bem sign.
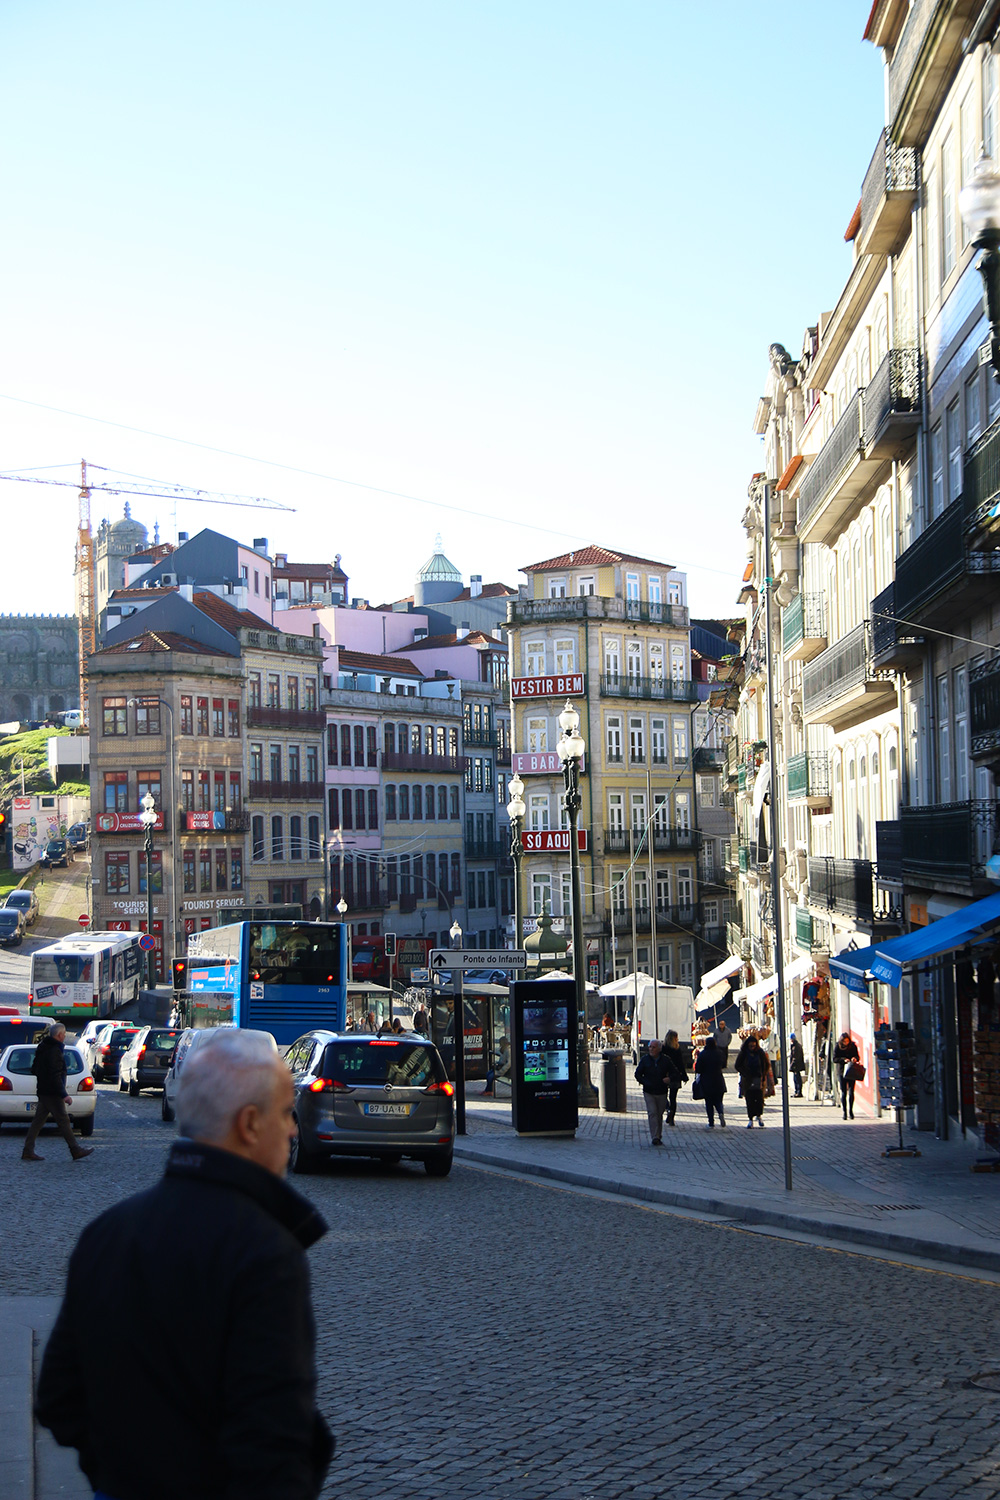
[521,830,588,853]
[511,751,587,775]
[511,673,585,699]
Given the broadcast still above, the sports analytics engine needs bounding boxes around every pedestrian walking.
[663,1029,688,1126]
[634,1039,679,1146]
[734,1034,768,1127]
[693,1036,727,1128]
[412,1003,429,1035]
[833,1031,862,1119]
[712,1018,734,1069]
[21,1023,93,1163]
[36,1029,334,1500]
[789,1032,806,1098]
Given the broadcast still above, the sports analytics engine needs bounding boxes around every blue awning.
[828,890,1000,992]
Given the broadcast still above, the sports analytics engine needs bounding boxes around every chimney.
[177,531,189,543]
[456,621,470,641]
[414,628,428,641]
[253,537,268,555]
[470,575,482,598]
[275,553,287,567]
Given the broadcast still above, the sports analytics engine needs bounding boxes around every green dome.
[418,533,462,582]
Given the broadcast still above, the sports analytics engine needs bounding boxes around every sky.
[0,2,884,621]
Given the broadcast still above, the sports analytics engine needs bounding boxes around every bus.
[179,920,348,1045]
[29,932,144,1022]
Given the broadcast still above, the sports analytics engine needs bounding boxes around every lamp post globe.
[336,898,348,917]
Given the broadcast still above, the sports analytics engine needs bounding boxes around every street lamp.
[960,154,1000,379]
[555,700,598,1107]
[336,897,348,917]
[449,919,462,947]
[139,791,158,989]
[506,773,525,949]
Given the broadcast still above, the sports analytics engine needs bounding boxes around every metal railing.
[381,749,465,773]
[463,727,495,747]
[725,740,739,780]
[971,655,1000,758]
[599,674,698,703]
[246,706,325,731]
[781,591,825,654]
[464,838,508,860]
[860,130,919,241]
[875,819,902,883]
[802,622,876,715]
[786,752,830,800]
[963,412,1000,532]
[862,348,920,451]
[693,745,724,770]
[807,856,875,924]
[247,779,325,802]
[797,390,863,528]
[901,800,998,883]
[509,596,690,628]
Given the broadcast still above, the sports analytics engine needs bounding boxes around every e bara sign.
[511,751,586,775]
[511,673,585,699]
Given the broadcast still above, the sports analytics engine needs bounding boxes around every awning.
[828,890,1000,993]
[733,954,811,1008]
[700,954,742,989]
[695,956,742,1014]
[751,760,770,823]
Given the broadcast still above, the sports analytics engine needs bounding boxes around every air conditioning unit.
[160,573,177,586]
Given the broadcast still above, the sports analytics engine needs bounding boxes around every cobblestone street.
[3,1082,1000,1500]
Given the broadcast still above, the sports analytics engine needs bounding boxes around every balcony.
[786,752,830,803]
[464,727,495,747]
[971,656,1000,760]
[464,838,509,860]
[888,0,979,146]
[599,674,697,703]
[808,856,875,925]
[247,706,325,732]
[796,392,865,542]
[693,746,724,771]
[744,639,765,685]
[802,623,896,730]
[247,779,324,802]
[726,919,749,961]
[725,740,739,781]
[508,595,689,628]
[963,412,1000,538]
[901,800,998,886]
[870,582,923,669]
[862,349,920,456]
[875,819,902,884]
[651,827,701,853]
[180,810,251,834]
[381,749,464,774]
[894,497,1000,633]
[857,131,919,257]
[781,592,827,663]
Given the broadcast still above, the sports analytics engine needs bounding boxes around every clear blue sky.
[0,2,883,619]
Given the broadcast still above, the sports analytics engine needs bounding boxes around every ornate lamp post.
[506,772,525,949]
[139,791,158,989]
[555,701,598,1107]
[960,155,1000,379]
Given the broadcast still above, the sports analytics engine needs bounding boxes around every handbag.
[691,1074,705,1101]
[845,1060,866,1083]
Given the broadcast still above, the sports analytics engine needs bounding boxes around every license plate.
[362,1103,412,1117]
[24,1102,36,1113]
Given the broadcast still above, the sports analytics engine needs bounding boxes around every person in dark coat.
[634,1039,680,1146]
[36,1029,334,1500]
[662,1029,689,1126]
[833,1031,861,1119]
[734,1034,769,1127]
[789,1032,806,1098]
[694,1036,727,1127]
[22,1023,93,1163]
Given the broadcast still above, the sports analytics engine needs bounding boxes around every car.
[91,1024,141,1082]
[66,823,89,853]
[0,1042,96,1135]
[0,909,24,948]
[0,1017,50,1051]
[40,840,69,869]
[76,1018,111,1061]
[161,1025,272,1123]
[4,889,39,926]
[285,1030,455,1176]
[118,1025,183,1096]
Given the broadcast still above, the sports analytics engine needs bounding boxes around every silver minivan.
[286,1030,455,1176]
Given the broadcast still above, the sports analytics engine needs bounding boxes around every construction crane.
[0,460,296,727]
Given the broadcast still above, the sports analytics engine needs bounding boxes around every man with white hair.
[22,1022,93,1162]
[36,1028,334,1500]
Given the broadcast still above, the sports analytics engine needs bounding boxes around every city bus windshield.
[248,923,342,986]
[33,955,95,985]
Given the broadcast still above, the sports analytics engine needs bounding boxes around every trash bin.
[598,1048,627,1113]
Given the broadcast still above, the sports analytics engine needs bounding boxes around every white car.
[0,1043,96,1135]
[77,1020,116,1072]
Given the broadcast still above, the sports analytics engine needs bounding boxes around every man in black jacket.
[36,1028,334,1500]
[22,1022,93,1162]
[634,1038,680,1146]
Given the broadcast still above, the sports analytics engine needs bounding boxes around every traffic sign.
[429,949,527,970]
[77,914,90,928]
[138,934,156,952]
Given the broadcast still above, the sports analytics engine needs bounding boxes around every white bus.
[29,932,144,1022]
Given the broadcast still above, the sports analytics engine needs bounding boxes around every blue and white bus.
[179,921,348,1045]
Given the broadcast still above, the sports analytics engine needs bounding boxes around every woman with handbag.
[663,1029,689,1126]
[833,1032,862,1119]
[693,1036,726,1128]
[734,1034,768,1127]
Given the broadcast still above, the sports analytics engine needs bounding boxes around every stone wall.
[0,615,79,722]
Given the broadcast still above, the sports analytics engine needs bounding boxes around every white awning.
[733,954,811,1008]
[699,954,742,989]
[751,759,770,823]
[696,978,737,1013]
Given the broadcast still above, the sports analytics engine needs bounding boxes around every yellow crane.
[0,459,295,726]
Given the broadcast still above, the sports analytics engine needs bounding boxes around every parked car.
[285,1030,455,1176]
[4,889,39,926]
[91,1025,141,1083]
[66,823,89,853]
[0,1042,96,1134]
[0,909,24,948]
[118,1026,183,1096]
[161,1025,272,1122]
[40,840,69,869]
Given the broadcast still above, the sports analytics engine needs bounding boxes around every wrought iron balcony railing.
[246,706,325,732]
[797,391,864,530]
[599,674,698,703]
[971,655,1000,759]
[859,130,919,256]
[781,592,826,659]
[901,800,998,884]
[786,752,830,801]
[807,855,875,924]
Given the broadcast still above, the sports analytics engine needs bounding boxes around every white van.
[629,981,695,1061]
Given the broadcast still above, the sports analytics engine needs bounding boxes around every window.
[289,815,303,861]
[554,638,575,673]
[367,726,377,766]
[248,673,262,709]
[229,772,242,810]
[667,579,682,605]
[424,783,435,820]
[451,852,461,896]
[651,717,667,763]
[577,575,595,595]
[199,848,212,892]
[925,164,940,294]
[180,695,193,734]
[228,699,240,737]
[181,770,194,811]
[251,815,264,862]
[254,570,260,595]
[547,577,567,598]
[525,640,545,675]
[966,372,982,449]
[608,791,624,831]
[135,697,161,735]
[212,698,224,737]
[961,88,976,250]
[368,789,379,830]
[629,791,646,832]
[271,815,284,862]
[288,745,301,783]
[438,785,448,819]
[606,715,623,762]
[653,792,669,832]
[196,697,209,736]
[698,774,715,808]
[985,50,998,162]
[937,674,951,801]
[629,716,645,764]
[677,866,693,910]
[341,725,352,766]
[328,787,340,829]
[215,848,228,889]
[675,793,691,834]
[412,784,423,820]
[287,676,299,711]
[527,716,548,753]
[137,771,161,809]
[105,852,130,894]
[626,641,642,682]
[197,770,210,811]
[531,872,552,917]
[183,849,196,893]
[648,576,661,605]
[670,643,686,682]
[449,785,460,819]
[385,784,396,820]
[231,849,243,890]
[679,943,694,987]
[604,638,621,681]
[269,744,281,783]
[649,643,664,682]
[672,717,689,762]
[625,572,640,601]
[930,422,945,520]
[941,132,956,280]
[655,868,671,910]
[327,724,339,765]
[264,575,270,599]
[104,772,128,811]
[250,742,263,782]
[528,793,549,831]
[267,674,281,709]
[102,696,127,736]
[947,397,962,503]
[398,784,410,820]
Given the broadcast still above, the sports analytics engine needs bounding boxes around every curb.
[453,1142,1000,1273]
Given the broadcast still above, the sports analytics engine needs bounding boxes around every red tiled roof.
[521,545,674,573]
[450,582,516,600]
[193,592,271,634]
[338,648,423,678]
[108,587,178,600]
[95,631,235,658]
[397,631,502,652]
[273,559,348,582]
[844,199,861,243]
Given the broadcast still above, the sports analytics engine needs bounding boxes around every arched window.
[425,784,436,820]
[385,785,396,821]
[398,784,410,820]
[412,785,423,820]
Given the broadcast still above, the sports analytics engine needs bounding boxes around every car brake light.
[0,1076,12,1092]
[426,1080,455,1097]
[78,1076,95,1092]
[138,1046,146,1059]
[369,1040,398,1046]
[309,1077,351,1093]
[101,1045,110,1056]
